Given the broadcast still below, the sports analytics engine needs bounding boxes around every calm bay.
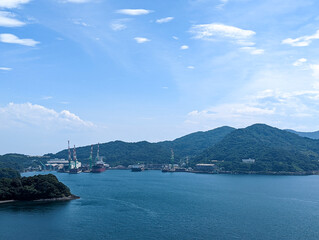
[1,170,319,240]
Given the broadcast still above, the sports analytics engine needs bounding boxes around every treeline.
[0,154,46,171]
[0,172,71,201]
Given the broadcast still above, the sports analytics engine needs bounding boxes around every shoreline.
[0,195,80,205]
[22,169,319,176]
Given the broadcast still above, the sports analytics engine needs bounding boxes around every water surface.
[1,170,319,240]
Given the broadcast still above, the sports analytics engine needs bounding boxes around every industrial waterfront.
[1,171,319,240]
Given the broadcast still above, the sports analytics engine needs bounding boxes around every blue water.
[1,171,319,240]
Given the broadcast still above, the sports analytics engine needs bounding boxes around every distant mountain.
[195,124,319,173]
[285,129,319,140]
[50,126,235,166]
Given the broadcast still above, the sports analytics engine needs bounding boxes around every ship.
[91,143,107,173]
[131,164,144,172]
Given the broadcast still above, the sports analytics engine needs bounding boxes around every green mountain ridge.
[196,124,319,172]
[3,124,319,173]
[50,126,235,166]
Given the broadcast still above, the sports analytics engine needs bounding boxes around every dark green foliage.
[195,124,319,173]
[0,154,46,171]
[0,168,21,179]
[0,173,71,201]
[51,127,235,166]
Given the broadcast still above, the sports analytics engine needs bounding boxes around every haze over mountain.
[285,129,319,140]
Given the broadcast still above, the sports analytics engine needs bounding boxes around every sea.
[1,170,319,240]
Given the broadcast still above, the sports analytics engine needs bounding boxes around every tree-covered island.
[0,169,79,202]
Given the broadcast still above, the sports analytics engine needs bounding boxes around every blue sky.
[1,0,319,155]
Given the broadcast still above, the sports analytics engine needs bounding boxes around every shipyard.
[36,141,222,175]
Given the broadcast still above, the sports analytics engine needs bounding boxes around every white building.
[242,158,255,164]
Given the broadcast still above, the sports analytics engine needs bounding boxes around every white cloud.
[180,45,189,50]
[185,89,319,130]
[0,0,30,9]
[190,23,255,45]
[0,102,94,130]
[0,11,25,27]
[187,66,195,69]
[172,36,178,40]
[156,17,174,24]
[240,47,264,55]
[134,37,150,43]
[282,30,319,47]
[293,58,307,67]
[0,67,12,71]
[116,9,152,16]
[0,33,39,46]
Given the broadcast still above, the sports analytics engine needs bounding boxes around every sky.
[1,0,319,155]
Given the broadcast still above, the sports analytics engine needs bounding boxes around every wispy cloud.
[180,45,189,50]
[0,102,94,129]
[187,66,195,69]
[282,30,319,47]
[111,22,126,31]
[293,58,307,67]
[72,18,90,27]
[0,33,39,46]
[110,19,130,31]
[185,89,319,130]
[116,9,152,16]
[216,0,229,9]
[0,0,31,9]
[310,64,319,79]
[0,11,25,27]
[240,47,264,55]
[156,17,174,24]
[0,67,12,71]
[134,37,150,43]
[42,96,53,100]
[190,23,255,46]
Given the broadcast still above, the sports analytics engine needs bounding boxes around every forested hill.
[0,154,45,171]
[285,129,319,140]
[195,124,319,173]
[50,126,235,166]
[0,172,74,201]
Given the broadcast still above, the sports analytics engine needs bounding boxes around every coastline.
[0,195,80,205]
